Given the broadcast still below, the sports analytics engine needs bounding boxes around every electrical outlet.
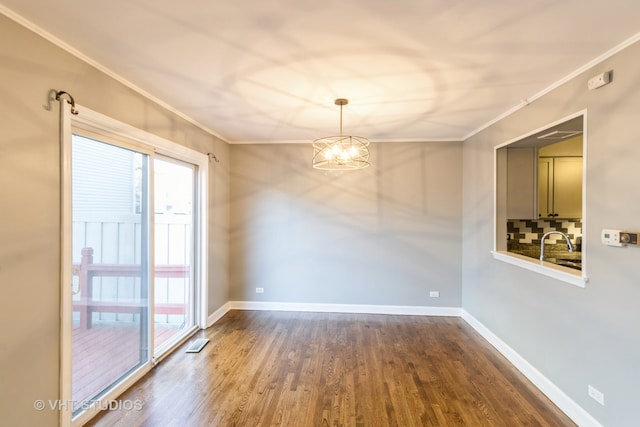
[429,291,440,298]
[588,384,605,406]
[255,287,264,294]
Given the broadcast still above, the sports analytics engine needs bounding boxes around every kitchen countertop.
[507,242,582,270]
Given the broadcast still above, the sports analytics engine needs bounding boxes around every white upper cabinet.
[538,156,582,218]
[505,134,583,220]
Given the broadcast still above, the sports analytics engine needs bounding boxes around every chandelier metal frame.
[312,98,371,170]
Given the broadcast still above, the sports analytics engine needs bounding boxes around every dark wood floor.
[87,310,575,426]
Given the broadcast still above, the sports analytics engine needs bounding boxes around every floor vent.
[186,338,209,353]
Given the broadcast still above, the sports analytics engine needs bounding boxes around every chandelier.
[312,98,371,170]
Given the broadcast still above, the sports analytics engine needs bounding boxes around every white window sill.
[492,251,588,288]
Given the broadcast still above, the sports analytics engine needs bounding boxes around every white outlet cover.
[588,385,605,406]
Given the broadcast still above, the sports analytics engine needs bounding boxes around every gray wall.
[462,40,640,426]
[229,142,462,307]
[0,15,230,426]
[4,5,639,426]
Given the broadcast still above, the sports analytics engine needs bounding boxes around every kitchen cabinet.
[505,135,583,220]
[538,156,582,218]
[506,147,537,219]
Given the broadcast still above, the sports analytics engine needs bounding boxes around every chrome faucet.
[540,231,574,260]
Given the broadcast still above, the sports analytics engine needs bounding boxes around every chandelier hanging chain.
[339,101,343,137]
[336,98,347,137]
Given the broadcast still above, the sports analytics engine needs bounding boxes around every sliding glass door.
[66,121,204,425]
[71,135,151,416]
[153,157,197,354]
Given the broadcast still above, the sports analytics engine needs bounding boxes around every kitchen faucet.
[540,231,574,260]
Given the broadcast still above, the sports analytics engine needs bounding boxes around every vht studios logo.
[34,399,143,411]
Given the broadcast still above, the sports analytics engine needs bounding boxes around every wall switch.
[429,291,440,298]
[588,384,605,406]
[255,287,264,294]
[601,229,624,247]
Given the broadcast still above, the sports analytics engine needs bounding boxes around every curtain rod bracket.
[55,90,79,115]
[207,153,219,163]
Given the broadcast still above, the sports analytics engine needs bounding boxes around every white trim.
[494,110,588,151]
[0,5,228,144]
[153,325,200,365]
[492,251,587,288]
[228,138,462,145]
[227,301,462,317]
[464,32,640,141]
[493,110,588,288]
[197,161,209,330]
[207,302,232,327]
[580,110,589,283]
[461,310,604,427]
[59,100,73,427]
[3,5,638,147]
[203,301,461,325]
[61,105,209,426]
[72,364,153,426]
[71,106,204,163]
[148,155,156,359]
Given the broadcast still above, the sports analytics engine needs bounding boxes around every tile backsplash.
[507,219,582,245]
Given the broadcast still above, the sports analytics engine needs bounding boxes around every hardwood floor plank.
[86,311,575,427]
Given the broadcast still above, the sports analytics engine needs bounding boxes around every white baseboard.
[206,301,232,327]
[461,310,603,427]
[227,300,462,317]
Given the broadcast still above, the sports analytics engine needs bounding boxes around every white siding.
[72,135,136,214]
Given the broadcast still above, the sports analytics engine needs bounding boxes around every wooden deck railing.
[72,247,189,329]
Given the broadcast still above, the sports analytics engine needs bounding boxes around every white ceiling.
[2,0,640,144]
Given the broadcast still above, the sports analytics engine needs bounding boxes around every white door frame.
[59,104,208,426]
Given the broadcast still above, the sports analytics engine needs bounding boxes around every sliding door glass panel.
[71,135,150,415]
[153,157,196,354]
